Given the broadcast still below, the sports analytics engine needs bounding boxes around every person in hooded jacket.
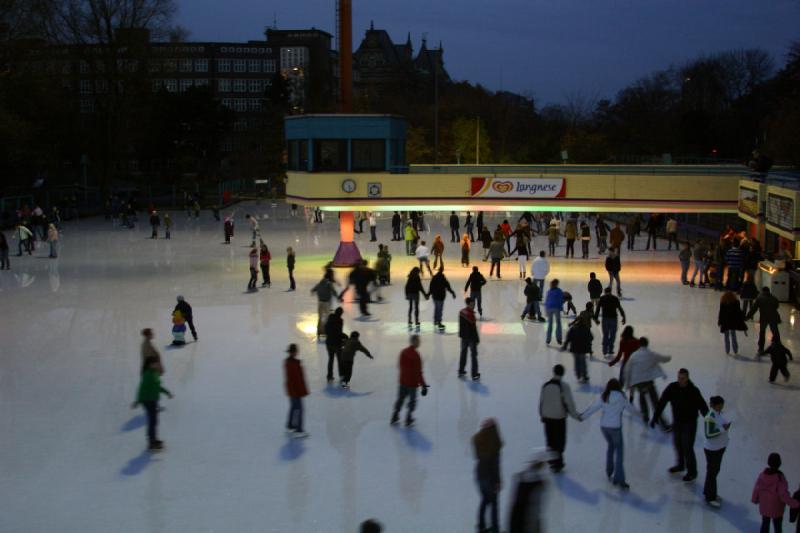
[405,267,429,326]
[473,418,503,533]
[752,453,800,532]
[718,291,747,355]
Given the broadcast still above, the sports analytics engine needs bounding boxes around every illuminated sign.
[471,177,566,198]
[766,193,794,232]
[738,186,759,218]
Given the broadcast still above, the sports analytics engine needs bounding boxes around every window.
[352,140,386,171]
[179,59,192,72]
[233,119,247,131]
[222,140,233,152]
[163,59,176,72]
[233,79,246,92]
[165,79,177,92]
[248,98,262,111]
[194,79,209,87]
[148,61,161,73]
[62,62,71,74]
[80,99,94,113]
[233,59,246,72]
[127,60,138,73]
[264,59,276,73]
[195,59,208,72]
[218,79,231,92]
[248,59,261,73]
[95,79,108,93]
[152,79,163,92]
[79,60,89,74]
[80,80,92,94]
[222,98,233,108]
[217,59,231,72]
[180,79,193,92]
[248,79,262,93]
[280,47,308,69]
[313,140,347,171]
[235,99,247,112]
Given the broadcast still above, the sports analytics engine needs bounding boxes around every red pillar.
[332,211,362,267]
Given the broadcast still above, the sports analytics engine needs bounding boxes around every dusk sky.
[176,0,800,106]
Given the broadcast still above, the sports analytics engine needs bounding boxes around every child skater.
[562,291,577,316]
[461,233,471,267]
[752,453,800,532]
[338,331,374,388]
[764,339,792,384]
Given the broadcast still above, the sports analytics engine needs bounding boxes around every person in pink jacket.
[752,453,800,532]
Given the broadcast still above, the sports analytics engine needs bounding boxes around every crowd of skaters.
[110,206,800,532]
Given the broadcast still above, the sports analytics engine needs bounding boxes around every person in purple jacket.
[545,279,564,345]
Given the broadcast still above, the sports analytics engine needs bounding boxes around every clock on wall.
[342,179,356,193]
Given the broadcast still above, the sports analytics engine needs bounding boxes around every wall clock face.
[342,179,356,193]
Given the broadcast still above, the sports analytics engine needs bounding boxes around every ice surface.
[1,204,797,532]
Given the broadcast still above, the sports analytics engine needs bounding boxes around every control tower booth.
[285,114,407,266]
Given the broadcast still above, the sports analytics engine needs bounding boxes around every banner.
[471,177,566,198]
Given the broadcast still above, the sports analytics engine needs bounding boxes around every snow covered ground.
[1,203,797,532]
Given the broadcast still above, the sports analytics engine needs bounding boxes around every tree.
[449,116,491,164]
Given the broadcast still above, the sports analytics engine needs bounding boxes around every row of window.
[221,98,265,112]
[151,79,210,92]
[217,59,277,73]
[217,79,272,93]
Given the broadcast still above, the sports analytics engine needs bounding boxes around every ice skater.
[131,356,173,451]
[311,269,338,341]
[247,245,259,291]
[703,395,731,508]
[544,279,564,345]
[588,272,603,310]
[429,267,457,332]
[747,286,782,357]
[140,328,163,375]
[405,267,429,327]
[259,243,272,287]
[174,295,198,341]
[324,307,347,383]
[416,240,433,276]
[390,335,428,427]
[284,343,309,438]
[539,364,580,472]
[752,453,799,532]
[562,291,577,316]
[764,338,793,384]
[521,277,543,322]
[461,233,471,267]
[464,266,486,318]
[46,223,59,258]
[562,319,592,383]
[594,287,626,356]
[624,337,671,429]
[458,297,480,380]
[0,231,10,269]
[224,215,234,244]
[164,213,172,239]
[431,235,444,270]
[338,331,373,388]
[472,418,503,533]
[286,247,296,291]
[149,210,160,239]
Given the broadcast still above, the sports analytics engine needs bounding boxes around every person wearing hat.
[472,418,503,533]
[174,295,197,341]
[284,344,309,438]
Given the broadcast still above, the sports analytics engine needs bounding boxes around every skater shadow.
[715,500,762,531]
[242,290,259,294]
[467,381,490,396]
[619,297,636,302]
[164,342,189,350]
[120,450,154,476]
[279,439,306,461]
[355,316,381,322]
[730,355,762,363]
[773,383,800,391]
[553,474,601,505]
[323,385,373,398]
[575,383,603,394]
[605,490,667,512]
[120,414,146,432]
[402,428,433,453]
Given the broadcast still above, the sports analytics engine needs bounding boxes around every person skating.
[339,260,378,317]
[464,266,487,318]
[376,244,392,286]
[368,212,377,242]
[488,236,506,279]
[588,272,603,310]
[725,239,744,290]
[458,297,481,380]
[544,279,564,345]
[338,331,373,388]
[564,218,577,258]
[609,223,625,255]
[703,395,731,508]
[390,335,429,427]
[131,356,173,451]
[140,328,164,375]
[645,214,659,250]
[472,418,503,533]
[211,205,221,221]
[415,240,433,277]
[752,453,800,532]
[431,235,445,270]
[594,287,626,356]
[286,247,296,291]
[595,216,609,254]
[666,216,678,250]
[149,211,160,239]
[259,243,272,288]
[747,286,782,356]
[13,223,33,256]
[404,221,417,256]
[562,291,577,316]
[461,233,471,267]
[324,307,347,382]
[718,290,747,355]
[405,267,429,327]
[311,269,338,341]
[245,214,259,245]
[429,267,456,332]
[521,277,544,322]
[580,378,638,489]
[562,319,592,383]
[391,211,402,241]
[580,220,591,259]
[163,213,172,239]
[531,251,549,293]
[605,247,622,297]
[764,338,793,384]
[480,226,492,261]
[223,215,234,244]
[174,295,198,341]
[679,241,691,284]
[284,343,309,438]
[449,211,460,242]
[623,337,670,429]
[741,277,758,317]
[465,211,475,242]
[608,325,639,387]
[689,240,708,287]
[476,211,484,237]
[626,214,639,250]
[514,236,529,279]
[247,245,259,291]
[651,368,709,482]
[46,223,59,258]
[539,364,580,472]
[0,231,10,269]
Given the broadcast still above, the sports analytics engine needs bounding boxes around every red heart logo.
[492,181,513,193]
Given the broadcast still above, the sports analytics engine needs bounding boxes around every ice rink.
[1,203,798,533]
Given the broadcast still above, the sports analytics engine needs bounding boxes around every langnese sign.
[471,177,566,198]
